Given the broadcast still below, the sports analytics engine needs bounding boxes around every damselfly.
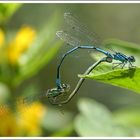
[56,12,135,89]
[47,12,136,105]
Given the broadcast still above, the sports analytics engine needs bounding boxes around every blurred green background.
[0,3,140,137]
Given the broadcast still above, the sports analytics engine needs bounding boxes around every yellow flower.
[0,29,5,48]
[0,101,46,136]
[0,106,19,136]
[7,26,36,64]
[0,26,36,65]
[17,102,46,136]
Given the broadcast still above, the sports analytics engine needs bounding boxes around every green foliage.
[51,123,73,137]
[12,13,63,86]
[77,39,140,136]
[114,107,140,127]
[41,107,74,136]
[79,39,140,94]
[80,65,140,94]
[0,4,140,137]
[113,107,140,136]
[0,4,22,25]
[74,98,133,136]
[0,10,64,136]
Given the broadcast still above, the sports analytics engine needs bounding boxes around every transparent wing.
[56,30,81,47]
[63,12,100,46]
[56,12,102,58]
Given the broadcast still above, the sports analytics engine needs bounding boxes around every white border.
[0,1,140,139]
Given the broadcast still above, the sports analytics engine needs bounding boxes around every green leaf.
[79,65,140,94]
[51,124,74,137]
[0,4,22,24]
[79,39,140,94]
[113,107,140,127]
[41,107,74,135]
[103,39,140,52]
[113,107,140,136]
[0,83,10,104]
[74,98,133,136]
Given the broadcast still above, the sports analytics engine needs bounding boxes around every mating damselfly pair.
[46,12,136,105]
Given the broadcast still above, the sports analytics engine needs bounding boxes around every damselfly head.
[129,56,135,62]
[47,88,61,98]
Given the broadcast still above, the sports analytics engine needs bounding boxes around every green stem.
[51,57,109,105]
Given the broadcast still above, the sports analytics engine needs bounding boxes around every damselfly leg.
[112,62,125,69]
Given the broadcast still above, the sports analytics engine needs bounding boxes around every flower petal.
[0,29,5,48]
[8,26,36,64]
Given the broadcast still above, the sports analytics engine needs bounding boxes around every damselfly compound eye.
[129,56,135,62]
[47,88,61,98]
